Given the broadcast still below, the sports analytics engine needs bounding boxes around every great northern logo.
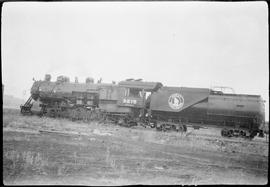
[168,93,184,110]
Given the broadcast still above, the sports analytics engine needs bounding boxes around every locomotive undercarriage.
[150,111,261,139]
[42,106,105,122]
[216,117,262,139]
[154,121,187,132]
[42,105,138,126]
[220,126,262,139]
[21,98,140,127]
[148,113,188,133]
[221,128,253,139]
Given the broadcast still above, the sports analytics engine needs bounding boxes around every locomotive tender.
[20,74,265,139]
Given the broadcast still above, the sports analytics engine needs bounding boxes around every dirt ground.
[3,108,268,185]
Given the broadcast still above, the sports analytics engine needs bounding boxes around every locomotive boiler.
[21,74,162,126]
[20,74,265,139]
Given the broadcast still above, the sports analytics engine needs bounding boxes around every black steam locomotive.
[20,74,265,139]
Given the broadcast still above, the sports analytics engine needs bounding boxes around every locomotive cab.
[118,80,162,109]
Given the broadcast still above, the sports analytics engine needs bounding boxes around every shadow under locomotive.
[20,74,265,139]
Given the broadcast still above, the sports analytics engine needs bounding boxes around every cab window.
[125,88,143,98]
[129,88,140,97]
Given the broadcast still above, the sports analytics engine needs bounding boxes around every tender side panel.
[150,87,210,112]
[207,94,265,130]
[151,100,208,123]
[207,94,264,119]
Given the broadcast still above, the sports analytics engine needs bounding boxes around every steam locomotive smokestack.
[44,74,51,82]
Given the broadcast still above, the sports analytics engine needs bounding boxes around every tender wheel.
[221,129,227,137]
[228,129,234,137]
[183,125,187,132]
[150,122,156,128]
[234,129,240,137]
[249,131,257,139]
[258,130,264,137]
[240,130,246,137]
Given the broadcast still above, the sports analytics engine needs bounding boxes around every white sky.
[1,2,269,120]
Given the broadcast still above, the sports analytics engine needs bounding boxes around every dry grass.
[3,150,49,180]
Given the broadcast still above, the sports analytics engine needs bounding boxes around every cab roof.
[118,80,163,91]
